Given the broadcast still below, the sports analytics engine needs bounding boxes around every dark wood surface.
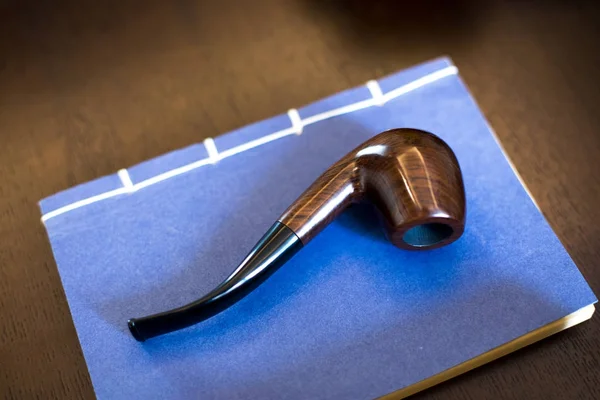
[280,128,466,249]
[1,1,599,398]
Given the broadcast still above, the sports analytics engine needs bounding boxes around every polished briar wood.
[279,128,466,250]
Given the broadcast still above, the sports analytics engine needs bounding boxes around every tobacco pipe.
[128,128,466,341]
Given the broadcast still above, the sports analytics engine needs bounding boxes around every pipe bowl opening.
[402,223,454,248]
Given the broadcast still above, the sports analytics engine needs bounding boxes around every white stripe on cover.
[41,65,458,222]
[203,137,220,164]
[287,108,303,135]
[366,80,385,106]
[117,169,134,192]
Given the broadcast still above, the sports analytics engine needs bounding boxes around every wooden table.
[1,1,599,398]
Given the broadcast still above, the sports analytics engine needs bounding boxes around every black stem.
[127,222,303,342]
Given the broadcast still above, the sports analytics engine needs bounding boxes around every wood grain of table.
[1,1,599,399]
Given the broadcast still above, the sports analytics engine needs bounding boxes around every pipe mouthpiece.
[127,319,145,342]
[127,222,302,342]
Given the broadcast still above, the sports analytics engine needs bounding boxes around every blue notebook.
[39,58,597,399]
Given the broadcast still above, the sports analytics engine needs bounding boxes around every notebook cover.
[39,57,597,399]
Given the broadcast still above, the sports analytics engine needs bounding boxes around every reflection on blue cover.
[40,57,596,400]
